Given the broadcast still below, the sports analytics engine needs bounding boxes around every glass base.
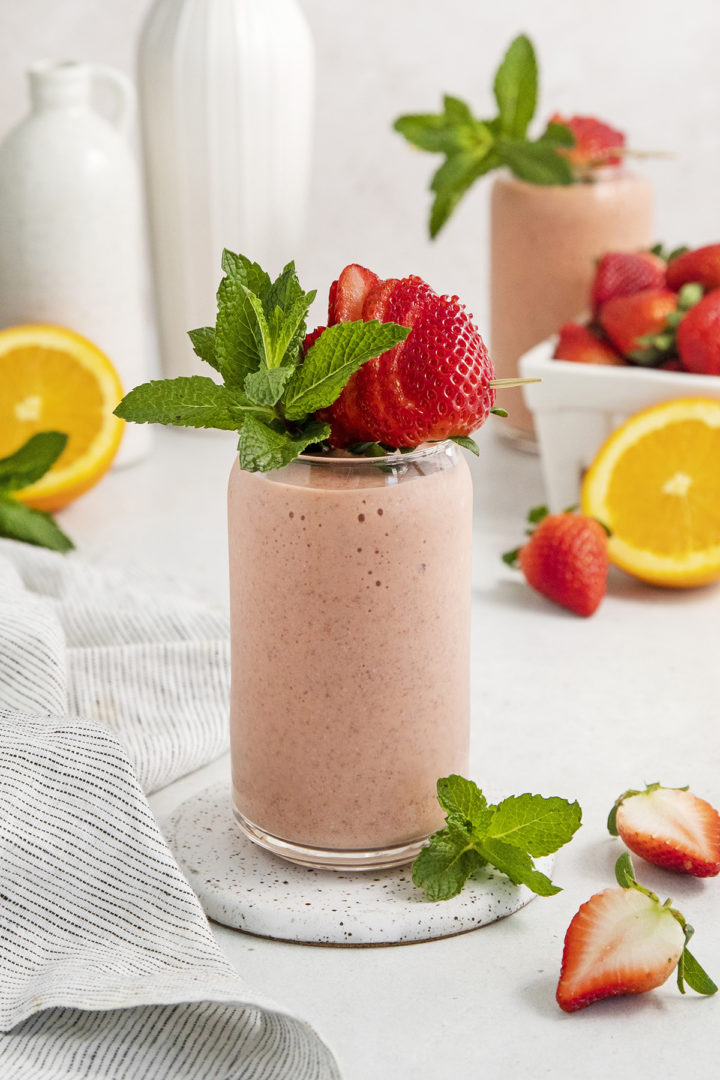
[233,808,428,871]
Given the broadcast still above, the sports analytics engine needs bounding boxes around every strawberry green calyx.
[613,854,717,997]
[629,283,703,366]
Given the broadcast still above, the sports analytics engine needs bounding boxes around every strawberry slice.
[556,854,717,1012]
[553,323,623,366]
[591,252,666,312]
[608,783,720,877]
[328,264,380,325]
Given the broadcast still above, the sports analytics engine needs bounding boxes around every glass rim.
[297,440,455,467]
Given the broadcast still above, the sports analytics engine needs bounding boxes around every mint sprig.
[394,34,574,237]
[0,432,74,552]
[115,252,411,472]
[412,775,582,901]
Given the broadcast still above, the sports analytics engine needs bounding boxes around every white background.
[4,5,720,1076]
[3,0,719,339]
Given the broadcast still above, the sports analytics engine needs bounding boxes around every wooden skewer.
[488,377,541,388]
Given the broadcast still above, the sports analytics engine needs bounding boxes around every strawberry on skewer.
[316,264,534,449]
[608,783,720,877]
[556,854,717,1013]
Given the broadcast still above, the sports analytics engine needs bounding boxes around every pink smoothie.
[490,170,654,438]
[228,444,472,857]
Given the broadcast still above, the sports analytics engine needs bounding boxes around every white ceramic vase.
[138,0,315,379]
[0,61,152,466]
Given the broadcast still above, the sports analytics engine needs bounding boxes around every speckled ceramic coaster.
[163,783,553,946]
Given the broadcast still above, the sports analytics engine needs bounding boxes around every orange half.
[581,397,720,587]
[0,324,124,511]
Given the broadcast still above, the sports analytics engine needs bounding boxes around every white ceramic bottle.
[138,0,314,379]
[0,61,151,466]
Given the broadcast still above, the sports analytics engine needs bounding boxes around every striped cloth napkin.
[0,540,340,1079]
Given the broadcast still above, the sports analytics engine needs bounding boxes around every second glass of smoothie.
[228,442,472,870]
[490,168,654,446]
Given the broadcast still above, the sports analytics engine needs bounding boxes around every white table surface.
[60,424,720,1079]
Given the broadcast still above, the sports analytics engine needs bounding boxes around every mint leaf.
[448,435,479,456]
[412,824,486,901]
[394,113,467,154]
[497,136,574,185]
[412,775,581,902]
[221,250,271,297]
[477,838,561,896]
[437,775,488,822]
[114,376,265,430]
[485,794,582,857]
[0,432,68,492]
[429,149,498,238]
[493,33,537,139]
[215,255,272,388]
[244,366,295,407]
[268,290,316,369]
[236,415,330,473]
[540,120,575,148]
[282,321,410,420]
[264,261,307,316]
[0,495,73,552]
[188,326,218,372]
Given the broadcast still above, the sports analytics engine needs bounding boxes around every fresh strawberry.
[550,114,625,169]
[591,252,666,312]
[303,325,326,353]
[609,783,720,877]
[553,322,623,366]
[327,264,379,325]
[322,267,496,447]
[503,507,608,617]
[676,289,720,375]
[598,289,677,360]
[556,854,716,1012]
[666,243,720,292]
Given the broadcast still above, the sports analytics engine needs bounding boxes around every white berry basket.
[519,339,720,511]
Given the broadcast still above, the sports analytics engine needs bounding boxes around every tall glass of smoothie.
[490,168,654,447]
[228,442,472,870]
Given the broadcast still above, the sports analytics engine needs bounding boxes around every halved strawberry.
[553,323,623,366]
[666,243,720,292]
[598,289,677,360]
[591,252,666,312]
[328,264,379,325]
[550,114,625,169]
[556,854,717,1012]
[608,783,720,877]
[323,270,496,447]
